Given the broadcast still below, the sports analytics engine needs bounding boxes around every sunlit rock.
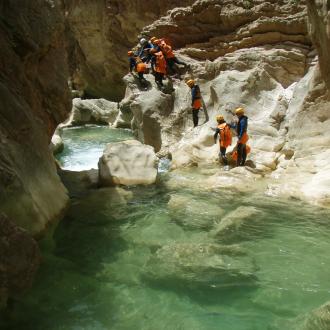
[49,129,64,155]
[99,140,158,186]
[66,98,119,126]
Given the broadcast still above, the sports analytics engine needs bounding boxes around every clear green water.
[55,126,134,171]
[2,130,330,330]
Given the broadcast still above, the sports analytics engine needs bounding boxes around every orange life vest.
[218,123,232,148]
[161,42,175,59]
[154,51,167,74]
[136,62,147,73]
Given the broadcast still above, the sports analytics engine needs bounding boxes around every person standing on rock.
[186,79,202,127]
[150,49,167,91]
[213,115,232,167]
[232,107,249,166]
[159,40,187,76]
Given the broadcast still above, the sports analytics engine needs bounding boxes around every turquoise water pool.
[2,129,330,330]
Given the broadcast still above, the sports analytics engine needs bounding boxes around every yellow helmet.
[186,79,195,87]
[216,115,224,122]
[235,107,245,116]
[150,36,157,43]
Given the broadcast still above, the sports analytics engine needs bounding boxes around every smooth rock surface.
[67,98,119,126]
[99,140,158,186]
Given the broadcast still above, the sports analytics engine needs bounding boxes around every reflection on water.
[2,129,330,330]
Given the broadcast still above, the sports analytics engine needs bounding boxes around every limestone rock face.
[0,214,41,309]
[143,0,309,63]
[63,0,195,100]
[99,140,158,186]
[307,0,330,88]
[0,0,70,234]
[67,98,119,126]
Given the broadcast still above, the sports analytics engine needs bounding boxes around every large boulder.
[0,214,41,308]
[67,98,119,126]
[99,140,158,186]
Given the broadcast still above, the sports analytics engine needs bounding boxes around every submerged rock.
[99,140,158,186]
[210,206,264,242]
[143,243,257,290]
[0,214,41,309]
[168,193,225,230]
[297,301,330,330]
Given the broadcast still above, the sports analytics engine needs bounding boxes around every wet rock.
[210,206,264,242]
[0,214,41,308]
[99,140,158,186]
[67,98,119,126]
[168,193,225,230]
[143,243,257,290]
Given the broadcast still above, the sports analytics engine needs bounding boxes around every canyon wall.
[0,0,71,306]
[63,0,195,100]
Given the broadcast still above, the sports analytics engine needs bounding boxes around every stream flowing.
[2,126,330,330]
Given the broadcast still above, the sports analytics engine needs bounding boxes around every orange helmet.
[127,51,134,56]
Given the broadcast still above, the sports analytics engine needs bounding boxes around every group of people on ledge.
[128,37,250,168]
[128,36,187,91]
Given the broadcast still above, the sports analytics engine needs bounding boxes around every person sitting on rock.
[186,79,202,127]
[159,40,187,76]
[231,107,249,166]
[150,49,167,91]
[213,115,232,166]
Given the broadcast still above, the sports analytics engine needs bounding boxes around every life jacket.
[136,62,147,73]
[154,51,167,74]
[218,123,232,148]
[237,115,249,144]
[160,42,175,59]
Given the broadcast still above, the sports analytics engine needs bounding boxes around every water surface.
[2,129,330,330]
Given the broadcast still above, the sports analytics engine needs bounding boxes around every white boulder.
[98,140,158,186]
